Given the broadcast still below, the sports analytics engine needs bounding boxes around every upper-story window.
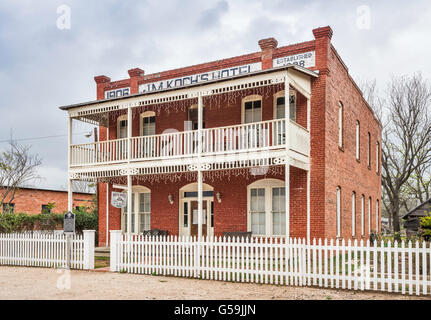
[274,90,296,121]
[336,186,341,238]
[188,105,205,130]
[338,102,343,148]
[117,114,128,139]
[367,132,371,168]
[141,111,156,136]
[376,141,380,174]
[242,95,262,124]
[356,121,360,161]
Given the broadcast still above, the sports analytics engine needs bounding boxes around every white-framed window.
[250,188,266,235]
[122,186,151,234]
[117,114,128,139]
[139,193,151,232]
[376,199,379,232]
[247,179,286,236]
[356,121,360,160]
[141,111,156,136]
[367,132,371,167]
[338,102,343,148]
[361,194,365,236]
[352,192,356,237]
[273,90,297,121]
[368,197,371,234]
[376,141,380,174]
[242,95,262,124]
[336,186,341,238]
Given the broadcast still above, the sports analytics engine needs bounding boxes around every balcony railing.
[70,119,309,167]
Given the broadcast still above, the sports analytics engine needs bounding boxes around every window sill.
[356,159,361,164]
[338,146,344,152]
[367,165,371,170]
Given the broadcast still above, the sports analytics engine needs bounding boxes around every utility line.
[0,131,92,143]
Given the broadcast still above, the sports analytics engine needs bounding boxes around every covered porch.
[61,64,317,245]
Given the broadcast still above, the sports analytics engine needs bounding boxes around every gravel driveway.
[0,266,429,300]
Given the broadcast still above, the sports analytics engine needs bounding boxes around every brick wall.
[324,43,382,240]
[93,25,382,245]
[0,188,93,215]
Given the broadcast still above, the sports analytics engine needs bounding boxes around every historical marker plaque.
[64,211,75,233]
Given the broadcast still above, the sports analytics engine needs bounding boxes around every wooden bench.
[222,231,252,239]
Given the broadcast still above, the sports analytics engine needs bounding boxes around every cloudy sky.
[0,0,430,190]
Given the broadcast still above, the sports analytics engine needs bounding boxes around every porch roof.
[59,64,318,112]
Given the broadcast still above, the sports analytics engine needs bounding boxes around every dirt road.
[0,266,428,300]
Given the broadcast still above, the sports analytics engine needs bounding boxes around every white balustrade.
[70,119,310,166]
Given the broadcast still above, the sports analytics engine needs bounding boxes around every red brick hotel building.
[60,26,381,247]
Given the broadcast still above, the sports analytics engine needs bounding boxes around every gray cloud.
[0,0,430,189]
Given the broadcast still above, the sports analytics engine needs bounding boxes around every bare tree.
[72,180,96,194]
[0,138,42,208]
[380,73,431,232]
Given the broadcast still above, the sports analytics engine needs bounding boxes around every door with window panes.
[275,92,296,145]
[249,186,286,236]
[142,115,155,158]
[118,119,128,156]
[244,99,262,148]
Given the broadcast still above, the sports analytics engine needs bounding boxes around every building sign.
[138,62,262,93]
[111,191,127,208]
[64,211,75,233]
[105,87,130,99]
[273,51,315,69]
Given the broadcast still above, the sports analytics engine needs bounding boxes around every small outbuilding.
[402,199,431,235]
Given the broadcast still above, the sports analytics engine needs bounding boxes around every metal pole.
[127,106,132,235]
[66,233,71,270]
[67,116,73,212]
[197,93,203,239]
[284,74,291,239]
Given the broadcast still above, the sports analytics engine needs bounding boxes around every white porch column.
[127,174,132,235]
[284,75,291,239]
[307,170,311,241]
[106,183,110,245]
[67,116,73,212]
[197,93,203,239]
[306,96,311,241]
[105,126,110,245]
[127,106,132,235]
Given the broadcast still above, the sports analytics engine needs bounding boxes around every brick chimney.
[94,75,111,100]
[128,68,144,94]
[258,37,278,70]
[312,26,333,74]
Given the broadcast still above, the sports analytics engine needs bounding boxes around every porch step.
[95,247,110,257]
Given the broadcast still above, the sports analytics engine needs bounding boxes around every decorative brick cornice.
[128,68,145,78]
[312,26,333,40]
[94,75,111,84]
[258,37,278,50]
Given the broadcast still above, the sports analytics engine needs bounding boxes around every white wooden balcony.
[70,119,309,168]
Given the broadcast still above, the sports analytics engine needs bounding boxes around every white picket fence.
[110,231,431,296]
[0,230,95,269]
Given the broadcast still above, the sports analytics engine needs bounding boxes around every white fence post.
[83,230,96,270]
[110,230,122,272]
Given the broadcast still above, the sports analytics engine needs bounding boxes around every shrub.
[420,214,431,241]
[0,208,97,234]
[72,206,98,233]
